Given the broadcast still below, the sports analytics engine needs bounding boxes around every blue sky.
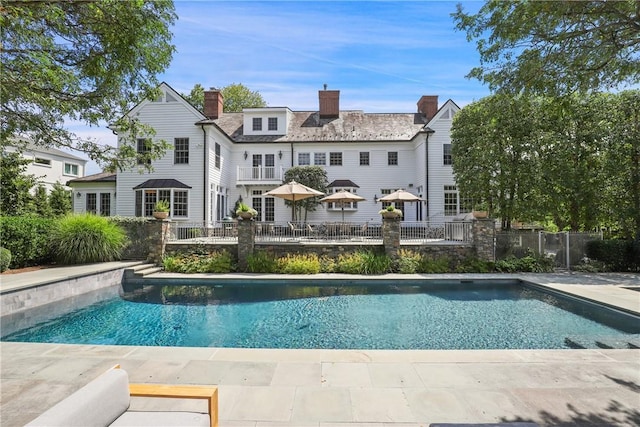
[78,0,489,174]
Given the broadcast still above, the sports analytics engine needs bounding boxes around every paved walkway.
[1,266,639,427]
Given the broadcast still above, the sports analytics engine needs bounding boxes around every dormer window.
[252,118,262,131]
[268,117,278,131]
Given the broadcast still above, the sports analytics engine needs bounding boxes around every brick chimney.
[204,88,224,119]
[319,86,340,118]
[417,95,438,121]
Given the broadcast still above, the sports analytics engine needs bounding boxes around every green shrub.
[0,247,11,272]
[586,239,640,272]
[395,249,421,273]
[0,216,56,268]
[277,253,321,274]
[319,255,336,273]
[417,256,451,273]
[50,214,127,264]
[494,251,554,273]
[454,257,493,273]
[246,250,278,273]
[162,250,235,273]
[336,251,391,275]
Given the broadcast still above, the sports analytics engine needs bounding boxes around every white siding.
[116,94,206,221]
[425,101,459,222]
[7,146,86,192]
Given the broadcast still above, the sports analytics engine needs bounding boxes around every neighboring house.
[69,82,468,223]
[6,139,87,192]
[66,172,116,216]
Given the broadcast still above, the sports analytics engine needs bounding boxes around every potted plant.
[472,201,489,219]
[379,204,403,219]
[153,199,170,219]
[235,202,258,220]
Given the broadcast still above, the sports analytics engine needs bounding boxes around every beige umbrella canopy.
[319,190,366,221]
[378,189,423,202]
[264,180,324,221]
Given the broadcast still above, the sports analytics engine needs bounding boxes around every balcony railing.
[237,166,287,183]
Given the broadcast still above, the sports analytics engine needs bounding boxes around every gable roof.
[213,111,428,143]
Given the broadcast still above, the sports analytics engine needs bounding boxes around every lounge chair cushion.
[25,368,130,427]
[111,411,210,427]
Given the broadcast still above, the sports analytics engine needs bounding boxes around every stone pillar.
[382,217,401,259]
[473,218,495,262]
[147,219,171,264]
[237,219,255,271]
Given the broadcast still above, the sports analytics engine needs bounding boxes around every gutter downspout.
[424,128,434,219]
[201,125,208,223]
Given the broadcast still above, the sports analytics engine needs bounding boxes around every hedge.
[0,216,56,268]
[586,239,640,272]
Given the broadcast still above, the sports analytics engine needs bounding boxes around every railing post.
[472,218,495,262]
[147,218,171,264]
[382,217,401,259]
[237,218,255,271]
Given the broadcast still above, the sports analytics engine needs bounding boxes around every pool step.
[124,263,162,280]
[566,336,640,350]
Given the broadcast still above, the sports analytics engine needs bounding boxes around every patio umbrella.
[378,189,423,202]
[319,190,366,222]
[264,180,324,221]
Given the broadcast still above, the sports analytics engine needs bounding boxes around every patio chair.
[351,222,368,241]
[288,221,306,237]
[25,365,218,427]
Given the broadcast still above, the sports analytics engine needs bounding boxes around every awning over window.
[133,179,192,190]
[328,179,359,188]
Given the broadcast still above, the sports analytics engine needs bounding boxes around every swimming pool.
[2,280,639,349]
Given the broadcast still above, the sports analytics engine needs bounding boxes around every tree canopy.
[451,91,640,239]
[283,166,328,222]
[182,83,267,112]
[1,0,176,168]
[453,0,640,94]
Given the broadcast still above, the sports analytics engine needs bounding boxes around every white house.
[69,83,469,224]
[6,139,87,192]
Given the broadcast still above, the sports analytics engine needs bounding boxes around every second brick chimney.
[319,87,340,119]
[417,95,438,121]
[204,88,224,119]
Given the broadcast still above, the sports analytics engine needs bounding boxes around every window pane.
[329,152,342,166]
[86,193,97,214]
[444,186,458,216]
[313,152,326,165]
[64,163,78,175]
[100,193,111,216]
[215,143,221,169]
[298,152,310,165]
[174,138,189,164]
[388,151,398,166]
[135,190,142,217]
[137,138,151,165]
[173,191,188,217]
[144,190,157,216]
[443,144,452,165]
[265,197,275,222]
[268,117,277,131]
[252,117,262,131]
[359,152,369,166]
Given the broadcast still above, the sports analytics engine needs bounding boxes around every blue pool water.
[2,281,638,349]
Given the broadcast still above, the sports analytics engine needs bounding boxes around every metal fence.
[496,230,603,269]
[167,220,473,244]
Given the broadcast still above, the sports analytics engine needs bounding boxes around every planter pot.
[473,210,488,219]
[153,211,169,220]
[381,211,401,219]
[238,212,255,220]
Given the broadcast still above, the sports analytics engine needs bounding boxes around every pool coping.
[1,267,639,426]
